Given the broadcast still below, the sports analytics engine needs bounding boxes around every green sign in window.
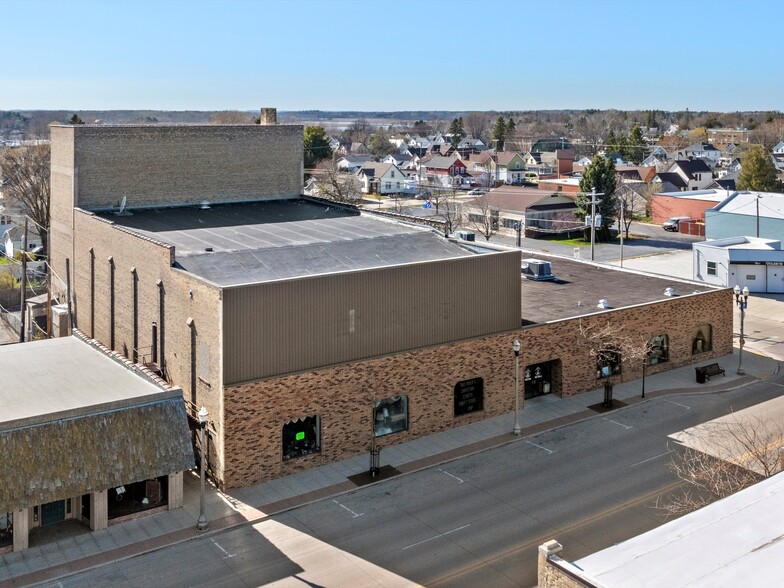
[295,431,305,441]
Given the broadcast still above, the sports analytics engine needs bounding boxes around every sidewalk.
[2,349,781,587]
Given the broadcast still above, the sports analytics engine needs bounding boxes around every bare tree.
[1,144,50,255]
[616,182,655,238]
[657,413,784,518]
[466,193,499,241]
[210,111,254,124]
[344,119,372,146]
[439,187,463,236]
[313,159,360,203]
[463,112,492,143]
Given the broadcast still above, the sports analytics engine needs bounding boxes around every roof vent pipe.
[597,299,609,309]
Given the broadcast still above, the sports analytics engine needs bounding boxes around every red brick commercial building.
[50,122,733,489]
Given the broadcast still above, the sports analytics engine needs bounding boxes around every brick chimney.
[259,108,277,126]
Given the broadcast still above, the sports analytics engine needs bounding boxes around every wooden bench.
[699,363,725,381]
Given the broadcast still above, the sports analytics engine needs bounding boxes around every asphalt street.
[44,380,784,588]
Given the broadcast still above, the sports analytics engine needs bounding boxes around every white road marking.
[606,418,632,430]
[211,538,236,559]
[402,524,471,550]
[332,499,364,518]
[630,450,672,468]
[437,468,464,483]
[663,399,691,409]
[525,440,555,454]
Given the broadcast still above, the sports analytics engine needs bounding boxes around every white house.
[693,236,784,293]
[336,155,374,172]
[772,140,784,155]
[356,162,409,195]
[680,142,721,166]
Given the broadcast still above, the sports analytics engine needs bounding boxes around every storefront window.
[596,348,621,378]
[282,416,321,460]
[649,335,669,364]
[692,325,712,354]
[374,396,408,437]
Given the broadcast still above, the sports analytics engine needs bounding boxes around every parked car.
[467,189,487,195]
[662,217,690,232]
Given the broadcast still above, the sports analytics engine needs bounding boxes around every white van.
[662,217,690,232]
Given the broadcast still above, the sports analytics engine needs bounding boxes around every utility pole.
[18,218,28,343]
[619,200,625,268]
[581,187,604,262]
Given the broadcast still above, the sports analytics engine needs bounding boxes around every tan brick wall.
[538,557,589,588]
[222,289,732,488]
[61,124,303,210]
[67,210,227,480]
[49,125,76,284]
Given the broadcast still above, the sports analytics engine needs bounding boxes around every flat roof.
[655,189,728,202]
[103,199,471,286]
[0,337,175,431]
[572,473,784,586]
[713,190,784,219]
[518,255,715,324]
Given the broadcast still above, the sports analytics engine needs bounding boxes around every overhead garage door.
[733,264,766,293]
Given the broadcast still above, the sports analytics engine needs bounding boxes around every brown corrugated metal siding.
[222,251,521,384]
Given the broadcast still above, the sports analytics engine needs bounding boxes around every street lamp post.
[734,285,750,376]
[512,339,521,436]
[197,406,209,532]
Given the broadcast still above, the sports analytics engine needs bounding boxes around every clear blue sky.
[2,0,782,112]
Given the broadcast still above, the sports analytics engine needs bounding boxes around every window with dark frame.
[374,396,408,437]
[707,261,717,276]
[648,334,669,364]
[282,416,320,461]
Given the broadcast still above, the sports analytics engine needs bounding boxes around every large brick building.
[50,121,733,489]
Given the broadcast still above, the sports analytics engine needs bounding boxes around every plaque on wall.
[454,377,484,416]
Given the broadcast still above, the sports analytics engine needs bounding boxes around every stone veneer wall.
[222,289,732,488]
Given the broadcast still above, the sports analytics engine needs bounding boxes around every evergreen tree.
[448,117,465,144]
[737,144,784,192]
[491,116,507,150]
[605,130,617,153]
[506,117,516,136]
[303,126,333,171]
[624,124,646,165]
[69,113,85,125]
[576,155,617,238]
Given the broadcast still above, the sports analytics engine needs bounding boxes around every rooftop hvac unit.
[521,258,555,281]
[454,230,476,242]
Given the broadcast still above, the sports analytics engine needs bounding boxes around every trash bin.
[603,382,613,408]
[695,367,706,384]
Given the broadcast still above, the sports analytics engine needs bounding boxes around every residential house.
[494,152,528,184]
[660,159,714,191]
[425,142,456,157]
[336,154,375,172]
[456,137,487,158]
[350,142,371,155]
[575,156,592,167]
[418,155,469,188]
[773,140,784,155]
[356,162,409,195]
[679,142,721,167]
[382,151,417,171]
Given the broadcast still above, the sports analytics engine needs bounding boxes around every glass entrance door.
[40,500,66,527]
